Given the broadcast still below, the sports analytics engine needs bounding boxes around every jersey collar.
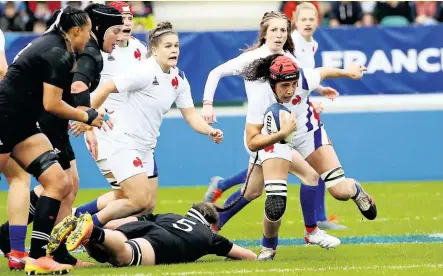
[186,208,211,227]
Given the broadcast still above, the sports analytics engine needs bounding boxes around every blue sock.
[315,179,327,221]
[9,225,27,252]
[300,184,317,227]
[262,234,278,250]
[75,199,99,217]
[218,193,250,228]
[92,214,104,227]
[218,169,248,192]
[224,189,242,207]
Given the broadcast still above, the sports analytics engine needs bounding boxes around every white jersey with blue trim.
[112,56,194,149]
[282,68,322,140]
[96,36,148,113]
[291,31,318,69]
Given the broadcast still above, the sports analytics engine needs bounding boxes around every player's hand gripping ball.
[264,103,296,144]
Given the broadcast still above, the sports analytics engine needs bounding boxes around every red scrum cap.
[269,56,300,82]
[108,1,133,15]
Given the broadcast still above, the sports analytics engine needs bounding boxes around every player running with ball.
[241,53,377,260]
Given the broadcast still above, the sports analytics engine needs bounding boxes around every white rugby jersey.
[97,36,148,113]
[203,44,300,125]
[0,29,5,51]
[291,31,318,69]
[247,68,322,140]
[113,56,194,149]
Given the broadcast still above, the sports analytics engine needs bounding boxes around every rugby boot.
[353,182,377,220]
[304,227,341,249]
[66,214,93,251]
[204,176,224,203]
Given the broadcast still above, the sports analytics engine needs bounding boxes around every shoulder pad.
[78,40,103,72]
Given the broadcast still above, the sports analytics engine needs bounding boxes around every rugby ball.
[264,103,295,144]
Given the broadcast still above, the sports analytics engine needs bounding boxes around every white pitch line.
[161,264,443,275]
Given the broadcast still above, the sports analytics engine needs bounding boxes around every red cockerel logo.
[133,157,143,168]
[292,95,302,105]
[134,48,141,60]
[171,76,179,89]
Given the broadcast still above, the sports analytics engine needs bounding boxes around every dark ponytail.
[46,6,89,34]
[241,53,284,82]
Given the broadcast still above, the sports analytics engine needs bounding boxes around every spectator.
[414,1,437,25]
[361,1,376,26]
[33,2,52,23]
[32,19,47,34]
[329,1,363,27]
[129,1,155,31]
[0,1,25,31]
[373,1,416,24]
[435,2,443,23]
[280,1,322,25]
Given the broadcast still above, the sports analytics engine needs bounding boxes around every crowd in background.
[0,1,155,33]
[1,1,443,34]
[281,1,443,27]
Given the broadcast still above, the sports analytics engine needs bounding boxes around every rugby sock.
[0,189,39,254]
[52,243,78,265]
[218,169,248,192]
[30,196,61,259]
[75,199,99,217]
[92,214,104,227]
[28,189,39,224]
[224,189,242,207]
[315,179,328,222]
[262,234,278,250]
[300,184,317,230]
[218,193,250,228]
[90,226,105,244]
[351,182,361,199]
[9,225,27,252]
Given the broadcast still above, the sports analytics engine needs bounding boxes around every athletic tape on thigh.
[320,167,345,188]
[264,180,288,196]
[125,240,143,266]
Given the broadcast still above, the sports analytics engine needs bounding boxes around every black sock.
[90,226,105,244]
[28,190,39,224]
[29,196,61,259]
[52,242,78,265]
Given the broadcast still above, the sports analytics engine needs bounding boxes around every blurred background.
[1,1,442,189]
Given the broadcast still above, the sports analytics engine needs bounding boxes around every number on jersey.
[172,218,196,232]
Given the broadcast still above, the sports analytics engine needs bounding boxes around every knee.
[44,168,69,196]
[264,180,288,222]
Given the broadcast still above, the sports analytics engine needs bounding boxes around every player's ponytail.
[45,6,89,35]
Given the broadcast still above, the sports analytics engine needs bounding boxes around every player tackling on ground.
[48,202,256,266]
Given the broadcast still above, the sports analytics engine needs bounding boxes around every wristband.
[85,109,99,125]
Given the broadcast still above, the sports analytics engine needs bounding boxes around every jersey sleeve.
[0,30,5,51]
[209,233,233,257]
[72,46,100,87]
[113,63,150,93]
[245,82,268,125]
[300,68,321,92]
[175,71,194,108]
[40,47,73,89]
[203,52,255,102]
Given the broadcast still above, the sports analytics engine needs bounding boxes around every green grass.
[0,181,442,275]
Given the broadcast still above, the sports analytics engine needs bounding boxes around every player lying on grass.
[47,202,257,267]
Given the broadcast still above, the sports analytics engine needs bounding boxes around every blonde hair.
[243,11,294,53]
[292,2,318,30]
